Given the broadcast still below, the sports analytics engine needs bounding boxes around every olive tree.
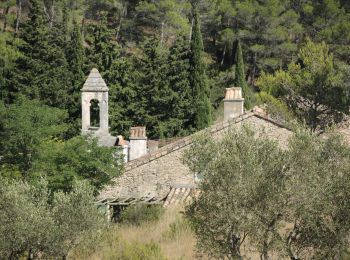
[0,179,55,259]
[51,181,106,259]
[0,179,106,259]
[184,126,350,259]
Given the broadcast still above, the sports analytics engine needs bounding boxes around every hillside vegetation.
[1,1,350,259]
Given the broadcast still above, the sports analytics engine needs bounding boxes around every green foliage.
[120,204,165,226]
[0,97,68,175]
[234,40,246,90]
[135,0,191,42]
[90,14,118,72]
[0,32,21,103]
[0,97,122,192]
[184,127,285,259]
[133,37,172,138]
[167,35,194,136]
[257,39,350,131]
[234,40,254,109]
[105,47,137,137]
[0,179,106,259]
[50,180,107,258]
[256,91,294,124]
[65,19,86,135]
[184,126,350,259]
[190,4,212,130]
[2,0,350,140]
[31,136,123,192]
[11,0,71,109]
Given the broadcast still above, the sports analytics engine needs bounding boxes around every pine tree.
[189,4,212,130]
[234,40,252,108]
[11,0,49,100]
[10,0,72,111]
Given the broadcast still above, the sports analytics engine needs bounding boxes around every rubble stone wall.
[100,113,292,199]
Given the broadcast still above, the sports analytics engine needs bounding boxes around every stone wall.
[99,111,293,200]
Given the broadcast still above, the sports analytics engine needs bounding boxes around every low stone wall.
[99,112,292,200]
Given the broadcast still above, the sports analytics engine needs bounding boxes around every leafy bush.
[120,204,164,226]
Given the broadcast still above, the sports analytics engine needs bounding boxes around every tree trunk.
[249,52,258,85]
[116,16,123,41]
[116,5,127,41]
[15,0,22,33]
[221,44,227,65]
[189,18,194,44]
[3,6,10,32]
[81,18,85,39]
[50,0,54,27]
[160,21,165,46]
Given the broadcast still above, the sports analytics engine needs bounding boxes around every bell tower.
[81,68,109,136]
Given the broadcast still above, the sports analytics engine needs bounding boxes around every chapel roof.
[122,108,289,173]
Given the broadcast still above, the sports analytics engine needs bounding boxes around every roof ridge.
[123,109,285,172]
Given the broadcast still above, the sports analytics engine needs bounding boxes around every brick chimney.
[223,87,244,121]
[129,127,148,161]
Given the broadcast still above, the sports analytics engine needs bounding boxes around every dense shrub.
[120,204,165,226]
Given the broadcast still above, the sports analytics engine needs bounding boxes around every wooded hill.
[1,0,350,139]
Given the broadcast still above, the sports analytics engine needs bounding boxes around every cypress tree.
[234,40,252,108]
[90,15,117,72]
[68,20,85,83]
[168,35,194,136]
[105,45,137,138]
[189,4,212,130]
[65,19,86,136]
[135,37,173,139]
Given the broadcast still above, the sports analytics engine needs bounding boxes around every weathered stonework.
[81,68,110,136]
[99,110,293,201]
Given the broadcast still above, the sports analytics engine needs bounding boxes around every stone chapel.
[81,68,294,220]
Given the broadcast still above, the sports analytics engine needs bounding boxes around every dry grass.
[70,206,200,260]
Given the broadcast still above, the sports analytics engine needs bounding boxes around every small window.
[90,99,100,127]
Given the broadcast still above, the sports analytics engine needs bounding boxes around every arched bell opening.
[90,99,100,128]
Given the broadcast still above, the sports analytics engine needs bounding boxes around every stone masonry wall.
[99,112,293,200]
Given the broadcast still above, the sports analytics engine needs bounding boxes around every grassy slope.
[70,207,201,260]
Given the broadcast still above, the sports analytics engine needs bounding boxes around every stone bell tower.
[81,68,109,136]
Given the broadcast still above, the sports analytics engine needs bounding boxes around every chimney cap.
[130,126,147,139]
[117,135,128,146]
[224,87,244,101]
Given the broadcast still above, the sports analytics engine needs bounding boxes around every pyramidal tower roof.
[81,68,109,92]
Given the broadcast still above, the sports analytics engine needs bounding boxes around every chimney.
[223,87,244,121]
[129,127,148,161]
[117,135,129,163]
